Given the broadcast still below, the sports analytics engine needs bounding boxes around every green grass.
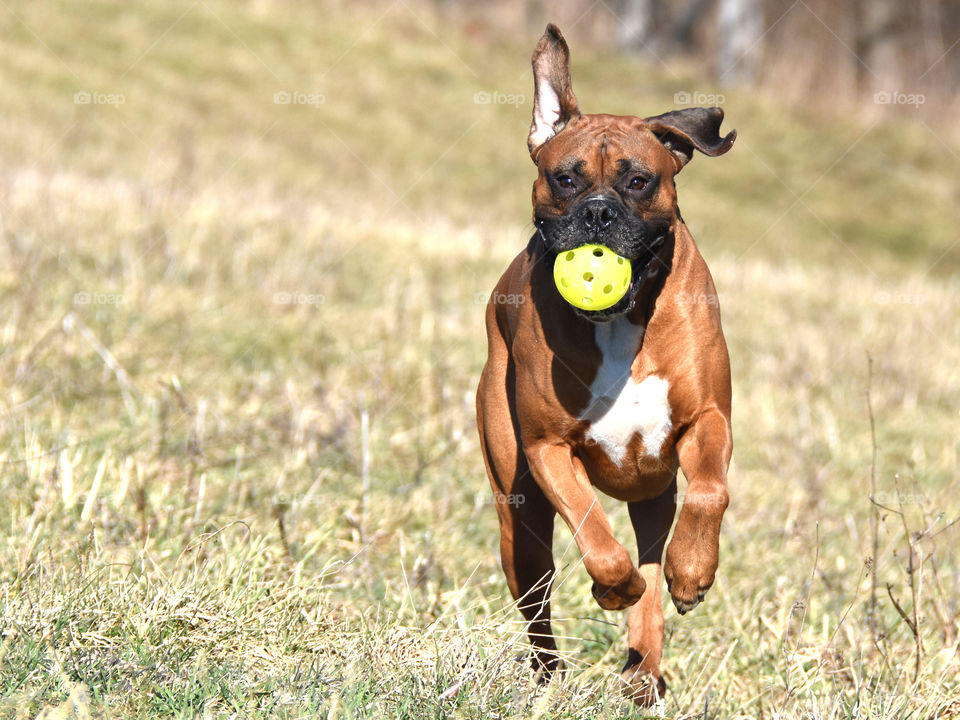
[1,1,959,718]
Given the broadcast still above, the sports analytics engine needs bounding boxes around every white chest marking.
[579,318,672,466]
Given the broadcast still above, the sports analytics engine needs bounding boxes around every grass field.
[1,1,959,718]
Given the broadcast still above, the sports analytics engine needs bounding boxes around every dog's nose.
[579,198,618,232]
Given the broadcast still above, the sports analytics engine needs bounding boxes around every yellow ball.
[553,244,632,311]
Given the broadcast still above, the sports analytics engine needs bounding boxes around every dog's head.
[528,24,736,320]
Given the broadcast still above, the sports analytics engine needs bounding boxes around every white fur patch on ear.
[530,77,562,149]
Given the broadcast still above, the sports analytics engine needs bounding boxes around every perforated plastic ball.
[553,244,632,311]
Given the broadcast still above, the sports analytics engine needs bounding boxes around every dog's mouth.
[559,234,670,323]
[570,257,643,322]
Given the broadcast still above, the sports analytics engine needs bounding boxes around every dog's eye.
[627,176,647,190]
[555,175,575,189]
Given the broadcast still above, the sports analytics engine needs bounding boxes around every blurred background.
[444,0,960,108]
[1,1,958,717]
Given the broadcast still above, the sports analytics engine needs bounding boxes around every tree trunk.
[716,0,763,83]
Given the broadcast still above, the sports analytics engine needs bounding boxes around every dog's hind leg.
[478,352,560,674]
[492,470,559,674]
[621,478,677,705]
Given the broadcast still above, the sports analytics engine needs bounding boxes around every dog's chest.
[578,319,672,466]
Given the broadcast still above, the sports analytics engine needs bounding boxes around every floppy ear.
[644,107,736,171]
[528,24,581,158]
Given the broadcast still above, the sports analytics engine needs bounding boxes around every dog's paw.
[620,664,666,707]
[670,589,708,615]
[516,649,563,684]
[663,543,716,614]
[590,567,646,610]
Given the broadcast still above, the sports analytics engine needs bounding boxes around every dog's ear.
[528,24,581,159]
[644,107,736,172]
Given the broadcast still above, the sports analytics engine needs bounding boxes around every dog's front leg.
[663,409,731,613]
[526,442,646,611]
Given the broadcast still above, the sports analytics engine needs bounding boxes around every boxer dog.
[476,24,735,705]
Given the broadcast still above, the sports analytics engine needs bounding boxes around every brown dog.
[476,25,735,705]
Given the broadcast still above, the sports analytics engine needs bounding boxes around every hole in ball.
[565,251,575,261]
[603,284,613,294]
[583,271,594,282]
[617,257,624,265]
[560,277,568,287]
[592,248,604,257]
